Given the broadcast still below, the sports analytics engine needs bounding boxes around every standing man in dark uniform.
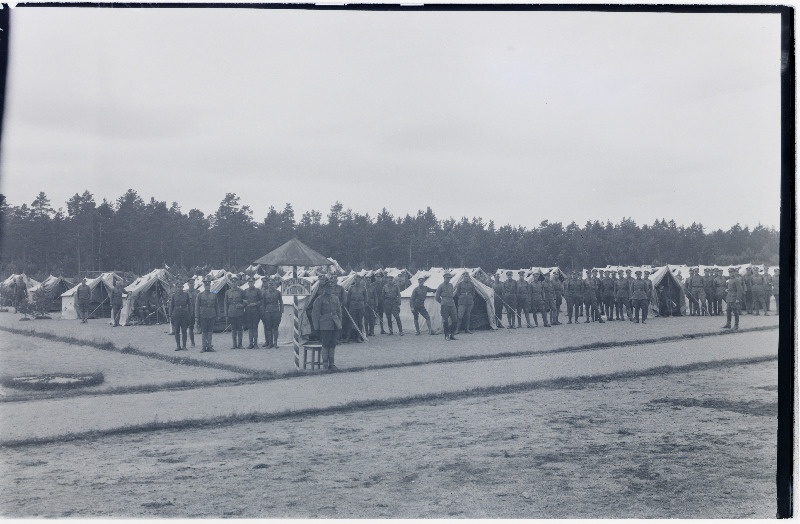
[365,273,378,336]
[454,273,476,334]
[714,268,727,317]
[590,269,602,321]
[722,267,744,330]
[643,270,654,317]
[382,274,403,336]
[435,271,458,340]
[530,271,550,327]
[515,270,533,328]
[224,276,245,349]
[195,276,218,352]
[186,279,198,347]
[743,267,754,314]
[110,280,124,327]
[583,271,603,323]
[243,276,262,348]
[542,272,556,327]
[565,271,582,324]
[551,271,564,325]
[410,277,434,335]
[630,270,649,323]
[763,266,773,313]
[601,270,616,321]
[704,269,717,316]
[261,276,283,348]
[492,273,505,328]
[615,269,630,321]
[373,271,387,334]
[749,266,766,315]
[76,278,91,323]
[312,276,342,370]
[170,281,193,351]
[346,273,367,342]
[501,270,518,329]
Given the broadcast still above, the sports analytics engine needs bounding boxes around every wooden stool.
[303,344,323,370]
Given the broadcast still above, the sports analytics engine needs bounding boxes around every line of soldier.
[682,266,776,317]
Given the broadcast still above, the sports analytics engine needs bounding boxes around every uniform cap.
[728,267,737,273]
[418,277,425,282]
[202,276,212,283]
[752,266,760,272]
[635,270,642,274]
[443,272,453,278]
[247,276,255,282]
[505,270,513,275]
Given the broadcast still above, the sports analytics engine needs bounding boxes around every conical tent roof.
[253,238,332,267]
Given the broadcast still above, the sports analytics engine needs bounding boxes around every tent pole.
[293,265,301,370]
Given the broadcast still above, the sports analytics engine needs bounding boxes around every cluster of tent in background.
[0,261,779,344]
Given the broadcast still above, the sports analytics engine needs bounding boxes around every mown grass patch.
[1,371,104,391]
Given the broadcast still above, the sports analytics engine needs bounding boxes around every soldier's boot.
[379,317,386,334]
[387,319,394,335]
[182,331,188,350]
[723,309,732,329]
[189,329,195,348]
[231,331,238,349]
[397,319,404,336]
[237,330,243,349]
[174,331,182,351]
[414,317,421,335]
[525,313,532,328]
[733,312,739,330]
[543,314,551,327]
[272,330,279,347]
[426,319,433,335]
[567,312,573,324]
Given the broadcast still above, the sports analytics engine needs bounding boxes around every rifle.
[342,305,368,342]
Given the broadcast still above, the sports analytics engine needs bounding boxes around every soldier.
[170,279,193,351]
[312,276,342,370]
[542,272,556,326]
[624,269,635,320]
[772,268,780,311]
[261,276,283,348]
[749,266,766,315]
[501,270,518,328]
[346,274,367,342]
[590,269,602,321]
[743,267,754,314]
[76,277,91,323]
[110,280,124,327]
[492,273,505,328]
[195,276,218,352]
[564,271,583,324]
[583,271,604,324]
[435,271,458,340]
[763,266,773,313]
[704,269,717,316]
[454,272,476,334]
[714,269,727,318]
[630,270,649,324]
[601,270,616,321]
[689,268,707,316]
[643,270,654,317]
[614,270,628,320]
[224,276,246,349]
[186,279,198,347]
[382,274,403,336]
[365,273,378,336]
[243,276,262,348]
[410,276,434,335]
[530,271,549,327]
[722,267,744,330]
[515,270,533,328]
[373,271,387,334]
[551,271,564,325]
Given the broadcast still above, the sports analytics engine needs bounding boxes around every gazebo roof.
[253,238,332,267]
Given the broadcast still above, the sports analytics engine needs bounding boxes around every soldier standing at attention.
[243,276,262,349]
[590,270,602,321]
[614,270,628,320]
[624,269,635,320]
[515,270,533,328]
[170,281,193,351]
[435,271,458,340]
[763,266,773,313]
[76,277,91,323]
[346,274,367,342]
[551,272,564,325]
[542,272,556,327]
[601,270,616,321]
[564,271,582,324]
[195,276,218,352]
[373,271,387,334]
[530,271,549,327]
[365,273,378,336]
[714,269,727,317]
[312,276,342,371]
[110,280,124,327]
[410,277,434,335]
[743,267,754,314]
[722,267,744,330]
[454,272,476,334]
[261,276,283,348]
[749,266,766,315]
[630,270,649,324]
[704,269,717,316]
[501,270,518,329]
[492,273,505,328]
[582,271,602,323]
[643,270,654,316]
[382,274,403,336]
[186,279,198,347]
[224,275,246,349]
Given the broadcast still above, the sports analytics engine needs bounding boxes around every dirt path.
[0,358,776,518]
[0,330,778,444]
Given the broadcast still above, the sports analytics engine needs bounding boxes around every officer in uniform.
[170,280,193,351]
[630,270,649,323]
[564,271,582,324]
[410,276,434,335]
[515,270,533,328]
[76,278,91,323]
[722,267,744,330]
[530,271,550,327]
[763,266,773,312]
[492,273,505,328]
[365,273,378,336]
[614,270,628,320]
[689,268,707,316]
[704,269,717,316]
[590,269,602,321]
[195,276,218,352]
[501,270,518,328]
[346,273,367,342]
[186,278,198,347]
[643,270,654,316]
[583,271,604,324]
[601,270,615,321]
[261,276,283,348]
[224,275,245,349]
[435,271,458,340]
[743,267,754,314]
[110,280,124,327]
[312,276,342,370]
[454,272,476,334]
[542,272,557,326]
[373,271,387,334]
[714,268,727,317]
[382,274,403,335]
[625,269,635,320]
[550,271,564,325]
[243,276,262,348]
[749,266,766,315]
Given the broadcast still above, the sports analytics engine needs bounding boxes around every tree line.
[0,189,780,281]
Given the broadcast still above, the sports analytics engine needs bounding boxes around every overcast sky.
[0,7,783,231]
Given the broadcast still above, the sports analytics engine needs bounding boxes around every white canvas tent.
[27,275,74,311]
[1,274,40,306]
[60,272,123,320]
[119,269,174,326]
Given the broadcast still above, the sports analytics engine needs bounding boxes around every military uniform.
[772,269,780,311]
[187,284,198,346]
[374,274,387,334]
[601,273,615,320]
[410,280,433,335]
[630,273,649,323]
[551,276,564,325]
[243,282,262,348]
[723,269,744,330]
[346,277,368,342]
[435,274,458,340]
[614,272,630,321]
[564,273,583,323]
[743,268,753,314]
[704,269,717,315]
[714,270,727,317]
[261,280,283,348]
[763,268,773,312]
[515,273,533,328]
[195,281,218,351]
[454,276,476,334]
[224,282,246,349]
[76,281,91,323]
[749,268,766,315]
[582,274,602,323]
[530,276,549,327]
[501,275,518,328]
[170,287,193,350]
[365,276,379,336]
[312,279,342,370]
[688,270,706,316]
[110,283,124,327]
[492,277,505,327]
[542,277,556,327]
[382,278,403,335]
[643,272,654,316]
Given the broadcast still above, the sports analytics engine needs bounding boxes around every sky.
[0,7,783,231]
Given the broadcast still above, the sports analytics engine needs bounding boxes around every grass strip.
[0,354,777,449]
[0,325,267,376]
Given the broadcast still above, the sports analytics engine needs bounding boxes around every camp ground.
[0,273,41,306]
[60,272,123,320]
[119,269,174,326]
[26,275,74,312]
